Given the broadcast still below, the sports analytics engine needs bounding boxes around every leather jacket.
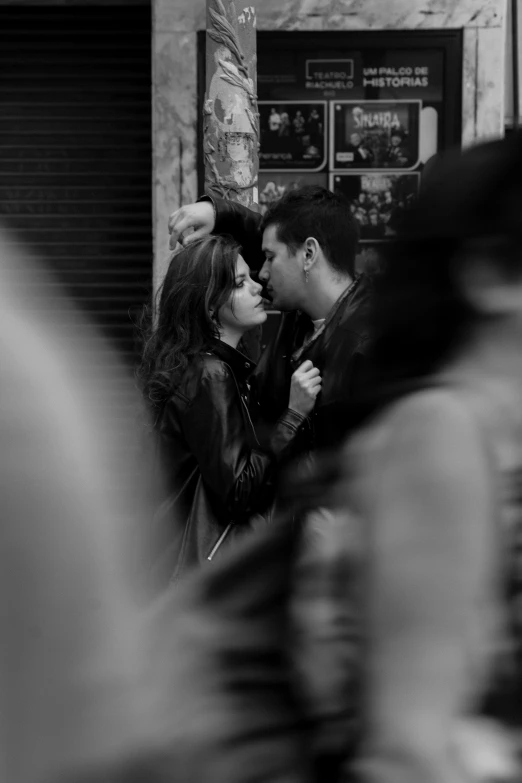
[208,197,374,451]
[153,339,308,583]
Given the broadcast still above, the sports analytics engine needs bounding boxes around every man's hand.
[168,201,216,251]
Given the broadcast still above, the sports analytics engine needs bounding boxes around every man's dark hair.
[260,185,359,277]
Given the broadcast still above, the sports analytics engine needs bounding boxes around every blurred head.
[369,211,379,225]
[373,133,522,385]
[350,133,362,147]
[139,235,265,413]
[390,133,402,147]
[259,186,359,311]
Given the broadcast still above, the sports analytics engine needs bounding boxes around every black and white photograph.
[330,172,420,239]
[259,101,327,170]
[331,100,421,170]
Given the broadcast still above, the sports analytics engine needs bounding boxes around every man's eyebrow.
[235,273,247,281]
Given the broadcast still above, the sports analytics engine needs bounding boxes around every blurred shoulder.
[347,386,489,481]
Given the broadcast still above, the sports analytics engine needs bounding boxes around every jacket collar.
[291,275,364,365]
[209,338,256,383]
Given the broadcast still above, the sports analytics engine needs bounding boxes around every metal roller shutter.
[0,4,152,374]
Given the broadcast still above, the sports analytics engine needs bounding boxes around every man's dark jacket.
[210,196,374,452]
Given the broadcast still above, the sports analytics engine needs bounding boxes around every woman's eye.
[235,281,244,288]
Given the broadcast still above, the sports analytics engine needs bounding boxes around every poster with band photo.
[330,100,421,171]
[259,101,327,171]
[258,172,328,215]
[330,172,420,240]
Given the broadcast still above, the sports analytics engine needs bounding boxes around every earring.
[304,269,310,284]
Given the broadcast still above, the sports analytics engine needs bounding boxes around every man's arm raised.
[169,196,265,272]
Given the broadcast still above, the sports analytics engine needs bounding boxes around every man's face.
[259,224,305,312]
[350,133,361,147]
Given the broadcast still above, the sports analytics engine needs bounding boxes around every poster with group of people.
[259,101,327,170]
[258,100,329,217]
[331,100,420,170]
[329,100,423,275]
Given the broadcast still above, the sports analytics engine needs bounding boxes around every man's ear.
[302,237,321,273]
[457,240,522,316]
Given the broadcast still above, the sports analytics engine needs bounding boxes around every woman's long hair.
[137,234,240,420]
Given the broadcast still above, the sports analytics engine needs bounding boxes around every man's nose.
[259,262,270,282]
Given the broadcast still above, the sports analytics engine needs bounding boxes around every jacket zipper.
[206,369,264,561]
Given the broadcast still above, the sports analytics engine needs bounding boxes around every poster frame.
[258,99,328,172]
[329,170,422,242]
[329,98,423,172]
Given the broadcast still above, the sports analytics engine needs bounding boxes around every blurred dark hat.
[403,132,522,242]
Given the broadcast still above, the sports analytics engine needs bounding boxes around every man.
[345,132,374,167]
[169,186,373,453]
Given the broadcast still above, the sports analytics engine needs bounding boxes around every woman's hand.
[168,201,216,250]
[289,360,322,417]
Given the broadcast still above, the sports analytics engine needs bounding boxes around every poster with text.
[259,101,327,171]
[258,172,328,215]
[330,172,420,240]
[331,100,420,170]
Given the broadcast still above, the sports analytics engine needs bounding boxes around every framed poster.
[258,171,328,214]
[330,100,421,170]
[258,101,327,171]
[329,172,421,240]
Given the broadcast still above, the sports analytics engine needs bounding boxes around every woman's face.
[219,255,267,333]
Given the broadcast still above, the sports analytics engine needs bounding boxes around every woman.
[139,234,320,584]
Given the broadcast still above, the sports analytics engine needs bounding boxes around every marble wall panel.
[152,30,198,289]
[462,26,479,146]
[154,0,204,32]
[476,24,506,139]
[255,0,504,31]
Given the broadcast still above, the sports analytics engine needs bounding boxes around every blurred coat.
[0,235,176,783]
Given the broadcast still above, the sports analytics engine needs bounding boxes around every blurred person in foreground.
[158,133,522,783]
[333,133,522,782]
[137,234,320,584]
[0,232,178,782]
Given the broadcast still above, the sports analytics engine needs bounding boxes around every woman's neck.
[218,329,242,350]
